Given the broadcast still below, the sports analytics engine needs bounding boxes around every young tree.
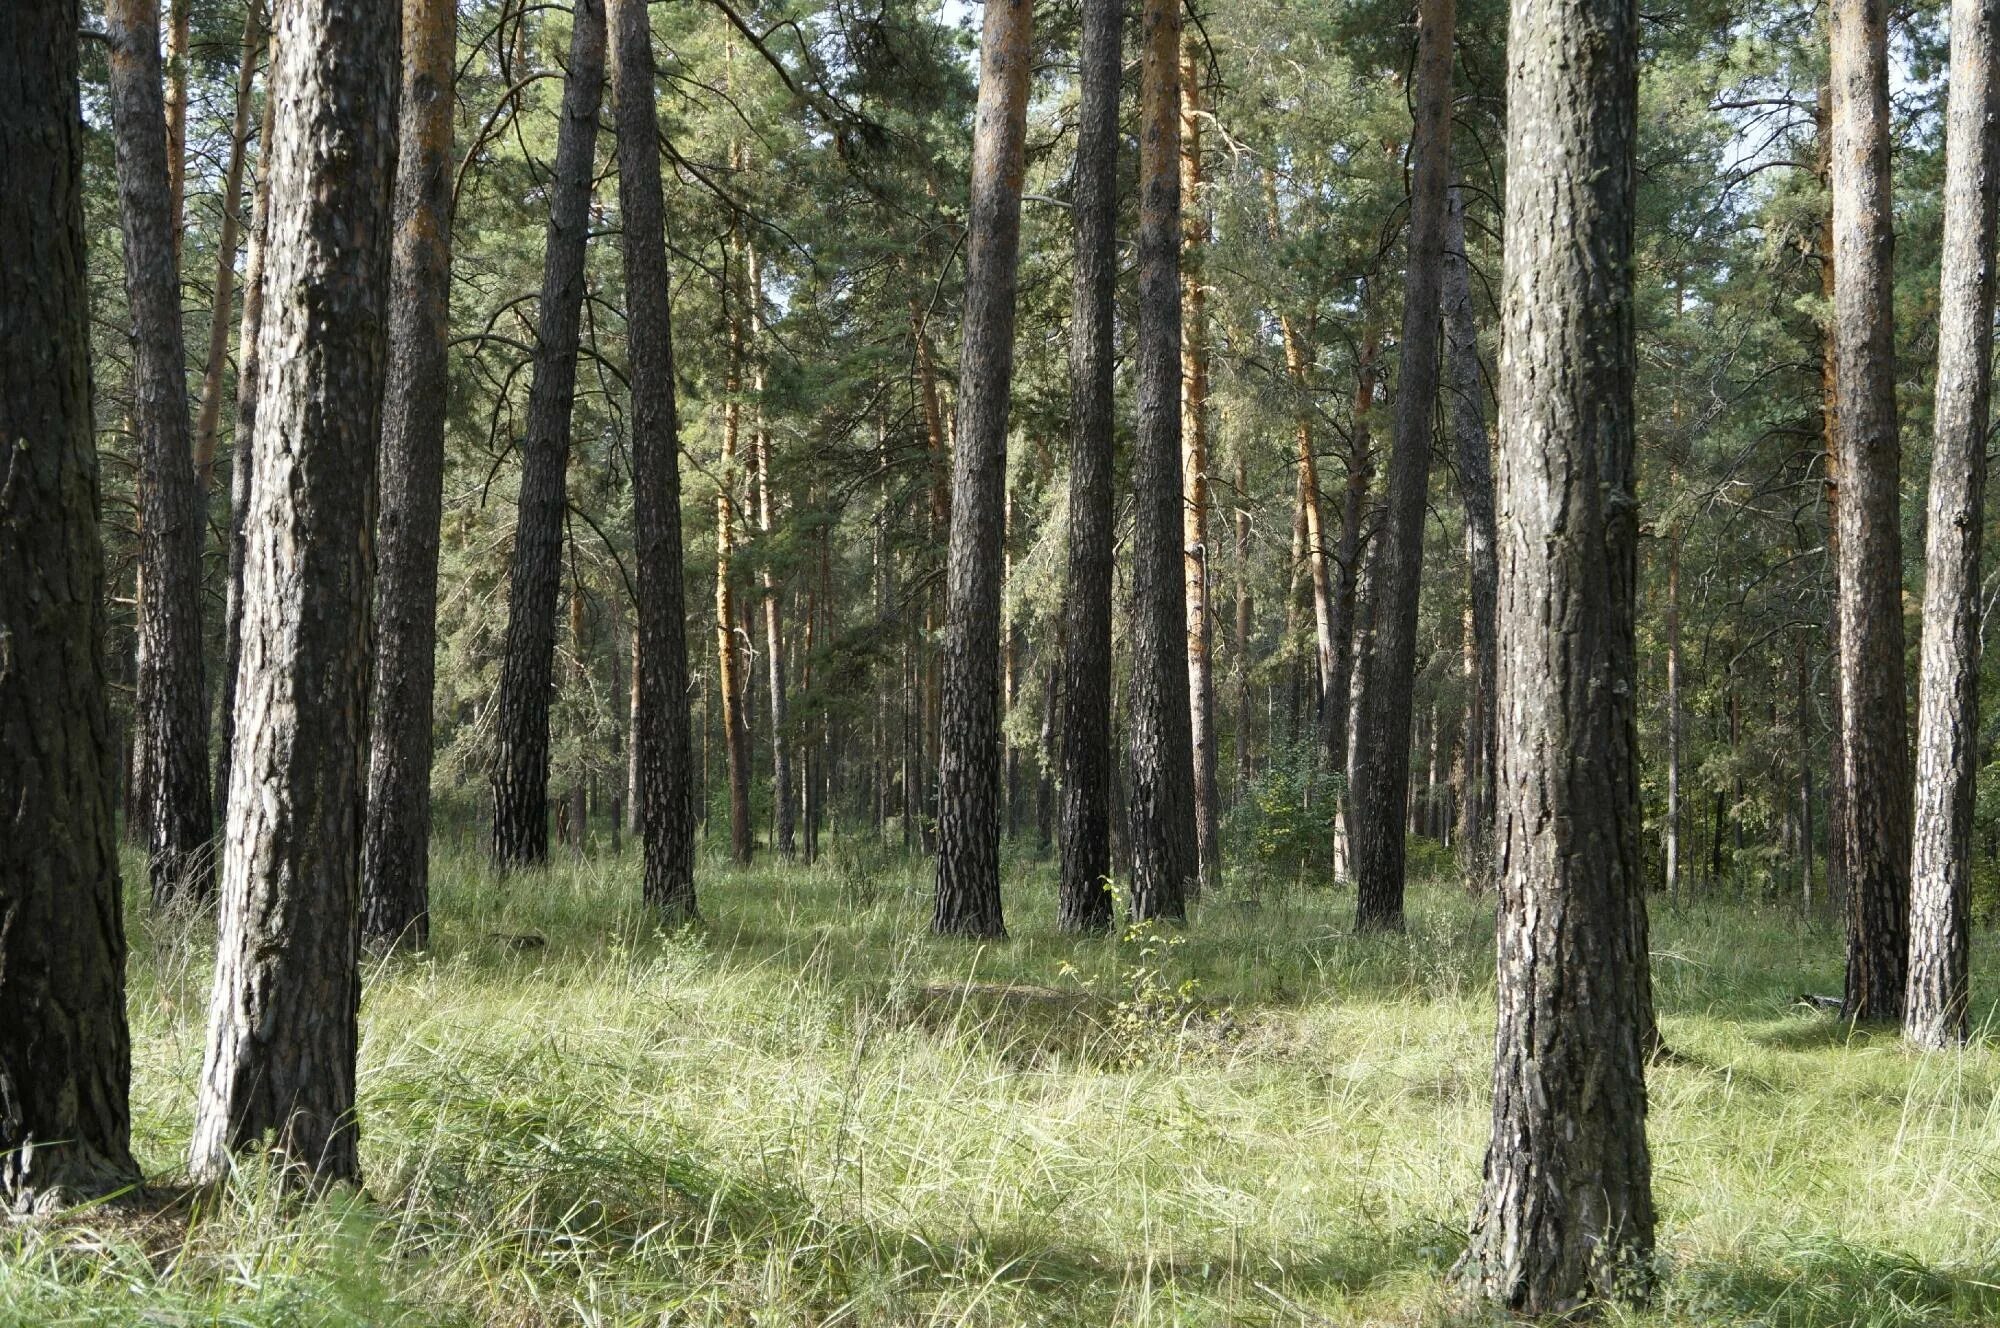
[1906,0,1999,1048]
[362,0,457,948]
[190,0,397,1186]
[1460,0,1656,1300]
[1058,0,1122,934]
[610,0,697,920]
[491,0,607,869]
[1,0,141,1205]
[933,0,1034,938]
[1127,0,1198,923]
[1830,0,1912,1021]
[1181,35,1220,897]
[1347,0,1455,931]
[106,0,213,903]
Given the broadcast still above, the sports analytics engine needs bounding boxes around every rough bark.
[1058,0,1121,935]
[107,0,214,904]
[611,0,697,920]
[934,0,1033,938]
[490,0,606,870]
[1127,0,1197,924]
[190,0,397,1186]
[1181,36,1220,899]
[361,0,456,949]
[191,2,264,501]
[0,0,141,1206]
[1349,0,1455,931]
[1460,0,1655,1298]
[1906,0,1999,1048]
[1444,185,1497,863]
[1830,0,1912,1022]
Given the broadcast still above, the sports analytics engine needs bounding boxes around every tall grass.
[6,837,2000,1325]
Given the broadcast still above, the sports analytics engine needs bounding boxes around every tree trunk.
[612,0,698,920]
[490,0,605,870]
[1665,531,1683,898]
[1349,0,1455,931]
[1181,36,1220,897]
[1327,324,1377,779]
[1830,0,1912,1022]
[1460,0,1655,1298]
[164,0,190,255]
[107,0,214,904]
[715,123,754,868]
[190,0,397,1187]
[1127,0,1198,924]
[191,2,264,501]
[1444,185,1497,865]
[1818,65,1851,923]
[1058,0,1122,934]
[1906,0,1998,1048]
[1,0,141,1203]
[934,0,1032,938]
[1234,451,1254,794]
[362,0,456,949]
[750,248,795,859]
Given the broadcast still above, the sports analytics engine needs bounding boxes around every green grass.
[8,836,2000,1325]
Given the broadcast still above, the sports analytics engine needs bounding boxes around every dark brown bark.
[611,0,697,920]
[1830,0,1912,1022]
[934,0,1033,938]
[1460,0,1655,1298]
[1444,185,1497,864]
[1349,0,1455,931]
[1906,0,1999,1048]
[490,0,606,870]
[107,0,214,904]
[190,0,397,1186]
[1058,0,1121,934]
[362,0,456,949]
[1181,37,1219,898]
[0,0,141,1204]
[191,2,263,500]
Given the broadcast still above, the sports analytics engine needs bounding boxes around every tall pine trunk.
[191,0,397,1186]
[1906,0,1999,1047]
[749,246,796,859]
[191,2,264,500]
[107,0,213,904]
[1830,0,1912,1021]
[1443,185,1497,863]
[362,0,457,949]
[1058,0,1122,934]
[490,0,606,870]
[1460,0,1655,1297]
[934,0,1033,938]
[612,0,698,920]
[1349,0,1455,930]
[1,0,141,1203]
[1181,36,1220,897]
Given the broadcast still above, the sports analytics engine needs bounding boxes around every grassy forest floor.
[8,838,2000,1325]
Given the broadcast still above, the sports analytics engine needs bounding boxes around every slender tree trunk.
[1830,0,1912,1022]
[1128,0,1198,924]
[1460,0,1655,1296]
[1,0,141,1202]
[613,0,697,919]
[190,0,397,1186]
[750,251,795,859]
[1327,324,1377,779]
[1350,0,1456,931]
[361,0,455,948]
[192,3,264,501]
[1907,0,1999,1047]
[1180,35,1220,898]
[1665,532,1683,898]
[934,0,1033,938]
[1444,185,1497,865]
[1818,62,1852,924]
[715,128,754,868]
[108,0,214,905]
[164,0,190,255]
[1234,451,1255,793]
[1058,0,1121,934]
[490,0,605,870]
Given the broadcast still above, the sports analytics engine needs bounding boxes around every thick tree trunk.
[1127,0,1198,924]
[362,0,456,949]
[190,0,397,1187]
[1830,0,1912,1022]
[1058,0,1122,934]
[934,0,1033,938]
[1907,0,1999,1048]
[612,0,697,920]
[108,0,214,904]
[0,0,141,1204]
[1349,0,1455,931]
[1460,0,1655,1299]
[1444,185,1497,865]
[191,2,264,501]
[490,0,605,870]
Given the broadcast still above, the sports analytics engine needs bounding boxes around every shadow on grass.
[1676,1239,2000,1328]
